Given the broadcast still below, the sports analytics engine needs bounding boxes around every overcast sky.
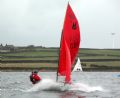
[0,0,120,48]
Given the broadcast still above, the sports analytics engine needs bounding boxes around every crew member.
[30,70,41,84]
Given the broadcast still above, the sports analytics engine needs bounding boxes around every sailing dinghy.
[72,58,83,72]
[56,3,80,84]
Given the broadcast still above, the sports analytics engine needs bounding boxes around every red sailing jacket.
[30,74,41,84]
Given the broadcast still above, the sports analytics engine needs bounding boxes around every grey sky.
[0,0,120,48]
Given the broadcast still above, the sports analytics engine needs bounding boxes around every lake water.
[1,71,120,98]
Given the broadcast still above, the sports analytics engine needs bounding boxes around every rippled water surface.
[1,71,120,98]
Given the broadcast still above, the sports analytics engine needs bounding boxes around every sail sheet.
[58,3,80,76]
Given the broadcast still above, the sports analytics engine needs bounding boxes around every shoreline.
[1,67,120,72]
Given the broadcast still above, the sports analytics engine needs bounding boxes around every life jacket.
[30,73,41,84]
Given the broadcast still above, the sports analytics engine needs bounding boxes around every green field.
[0,48,120,71]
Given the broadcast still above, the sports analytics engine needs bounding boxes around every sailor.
[30,70,41,84]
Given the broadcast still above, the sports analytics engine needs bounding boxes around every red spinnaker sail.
[58,3,80,76]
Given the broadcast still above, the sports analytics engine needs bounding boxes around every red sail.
[64,40,71,84]
[58,3,80,76]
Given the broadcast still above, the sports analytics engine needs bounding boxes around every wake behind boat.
[27,78,104,92]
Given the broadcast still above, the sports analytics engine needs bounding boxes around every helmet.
[33,70,38,74]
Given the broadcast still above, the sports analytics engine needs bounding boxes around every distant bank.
[0,47,120,72]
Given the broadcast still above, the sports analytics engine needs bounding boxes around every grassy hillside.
[0,48,120,71]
